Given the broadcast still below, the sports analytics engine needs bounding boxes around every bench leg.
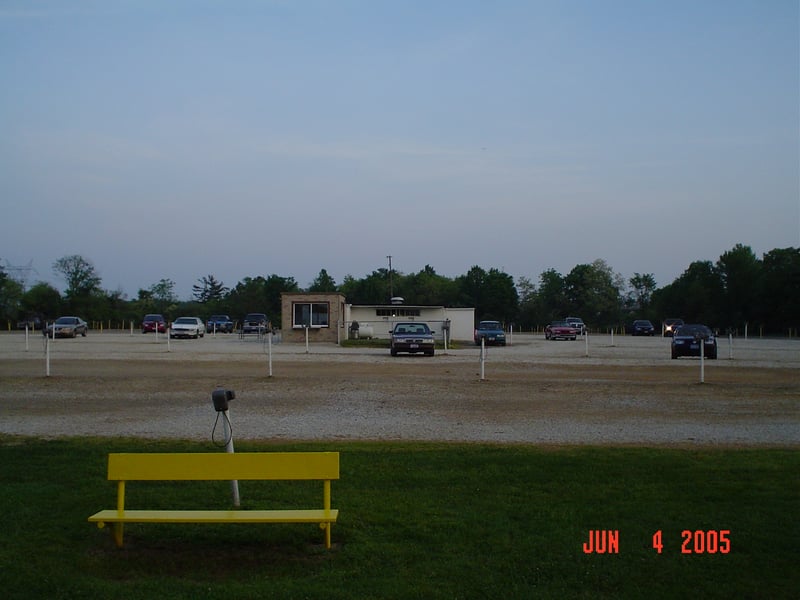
[113,522,124,548]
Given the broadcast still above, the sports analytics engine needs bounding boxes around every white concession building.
[280,292,475,344]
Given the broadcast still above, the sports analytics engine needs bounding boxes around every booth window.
[293,302,330,328]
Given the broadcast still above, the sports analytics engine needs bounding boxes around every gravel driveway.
[1,331,798,446]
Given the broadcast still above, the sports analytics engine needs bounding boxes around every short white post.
[610,328,615,347]
[25,325,29,352]
[728,333,733,360]
[45,335,51,377]
[223,410,240,507]
[480,337,486,381]
[699,338,705,383]
[584,330,589,357]
[508,324,513,346]
[305,325,310,353]
[267,331,273,377]
[167,330,171,352]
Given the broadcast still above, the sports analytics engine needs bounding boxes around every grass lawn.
[1,436,797,599]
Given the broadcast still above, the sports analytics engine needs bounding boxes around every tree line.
[1,244,797,335]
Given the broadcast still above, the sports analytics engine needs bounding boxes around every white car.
[169,317,205,339]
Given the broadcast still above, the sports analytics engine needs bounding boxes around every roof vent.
[390,297,404,305]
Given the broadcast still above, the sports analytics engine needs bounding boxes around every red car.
[141,314,167,334]
[545,320,578,341]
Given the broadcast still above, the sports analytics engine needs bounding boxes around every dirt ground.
[0,331,798,446]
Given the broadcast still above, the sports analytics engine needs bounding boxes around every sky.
[2,0,798,300]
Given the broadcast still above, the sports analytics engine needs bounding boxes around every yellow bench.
[88,452,339,549]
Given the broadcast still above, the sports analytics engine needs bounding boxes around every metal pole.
[25,324,29,352]
[305,325,310,353]
[223,410,240,507]
[728,333,733,360]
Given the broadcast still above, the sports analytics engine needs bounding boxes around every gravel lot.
[1,330,798,446]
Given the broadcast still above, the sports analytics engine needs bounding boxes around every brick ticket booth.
[280,292,347,343]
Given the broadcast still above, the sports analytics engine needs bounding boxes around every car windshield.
[395,324,430,334]
[144,315,163,321]
[478,322,501,330]
[174,317,195,324]
[550,321,568,326]
[676,325,711,336]
[210,315,228,320]
[55,317,76,324]
[634,321,652,326]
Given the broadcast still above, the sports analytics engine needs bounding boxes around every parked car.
[170,317,205,339]
[671,324,717,359]
[631,319,655,336]
[17,316,42,330]
[663,318,684,337]
[241,313,269,334]
[565,317,585,334]
[206,314,234,333]
[474,321,506,346]
[141,314,167,334]
[545,321,578,341]
[44,316,88,338]
[390,322,435,356]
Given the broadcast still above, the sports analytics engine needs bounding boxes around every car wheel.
[390,347,397,356]
[671,350,678,359]
[81,330,87,337]
[426,350,434,356]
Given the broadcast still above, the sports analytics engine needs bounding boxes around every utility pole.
[387,255,393,299]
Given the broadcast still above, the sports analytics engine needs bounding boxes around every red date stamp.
[582,529,731,554]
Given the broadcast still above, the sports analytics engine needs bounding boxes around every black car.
[474,320,506,346]
[390,322,435,356]
[671,324,717,359]
[241,313,269,334]
[631,320,655,336]
[206,314,234,333]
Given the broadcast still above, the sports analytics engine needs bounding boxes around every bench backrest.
[107,452,339,481]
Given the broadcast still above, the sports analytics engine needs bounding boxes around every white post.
[610,328,615,347]
[167,329,171,352]
[480,337,486,381]
[443,326,448,355]
[130,322,133,336]
[728,333,733,360]
[584,330,589,357]
[223,410,240,507]
[305,325,310,353]
[509,324,513,346]
[744,323,748,340]
[25,324,29,352]
[45,335,50,377]
[267,331,273,377]
[699,338,705,384]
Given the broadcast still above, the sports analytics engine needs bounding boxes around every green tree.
[21,282,62,319]
[52,255,102,314]
[193,275,228,303]
[761,247,800,333]
[399,265,459,306]
[716,244,762,330]
[564,259,623,327]
[537,268,567,324]
[456,266,518,323]
[628,272,658,316]
[307,269,337,292]
[652,261,723,326]
[0,262,24,323]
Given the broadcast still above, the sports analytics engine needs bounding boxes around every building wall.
[344,305,475,342]
[280,292,347,343]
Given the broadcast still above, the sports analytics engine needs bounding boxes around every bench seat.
[90,508,339,525]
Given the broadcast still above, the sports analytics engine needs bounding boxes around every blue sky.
[2,0,798,300]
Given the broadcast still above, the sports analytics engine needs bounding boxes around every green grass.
[1,436,797,599]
